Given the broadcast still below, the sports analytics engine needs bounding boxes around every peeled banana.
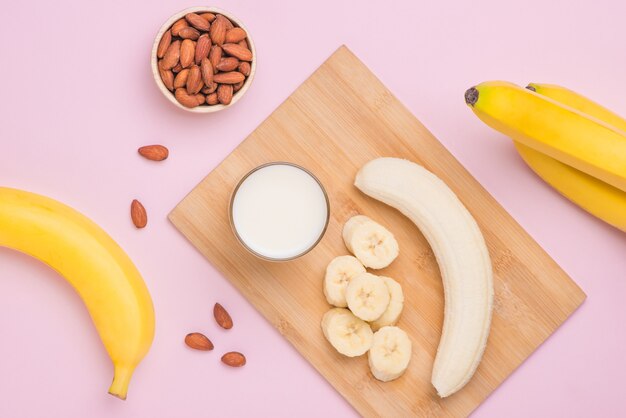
[466,81,626,192]
[0,187,155,399]
[355,158,493,397]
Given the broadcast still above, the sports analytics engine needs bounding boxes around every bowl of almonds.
[151,7,256,112]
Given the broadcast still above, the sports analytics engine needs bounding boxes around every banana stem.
[108,365,134,400]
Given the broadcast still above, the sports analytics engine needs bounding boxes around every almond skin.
[238,39,248,48]
[216,57,239,72]
[157,30,172,59]
[225,27,247,43]
[200,12,216,22]
[195,34,211,64]
[194,93,206,106]
[202,84,217,94]
[209,14,227,45]
[171,18,188,36]
[185,333,214,351]
[160,40,181,70]
[214,303,233,329]
[206,92,218,105]
[238,61,251,76]
[209,45,222,73]
[222,15,234,30]
[131,200,147,228]
[186,65,203,95]
[175,88,200,108]
[158,66,174,91]
[233,80,244,92]
[221,352,246,367]
[200,57,214,88]
[213,71,245,84]
[180,39,196,69]
[178,26,200,40]
[222,43,252,61]
[185,13,210,31]
[173,68,190,89]
[171,63,183,73]
[217,84,233,105]
[138,145,169,161]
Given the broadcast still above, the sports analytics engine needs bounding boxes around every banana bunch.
[466,81,626,231]
[0,187,155,399]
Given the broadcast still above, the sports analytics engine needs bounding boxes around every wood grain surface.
[169,46,586,417]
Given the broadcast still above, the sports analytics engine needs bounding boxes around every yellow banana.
[465,81,626,192]
[0,187,155,399]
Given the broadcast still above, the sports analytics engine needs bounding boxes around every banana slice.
[324,255,366,307]
[370,276,404,331]
[345,273,391,321]
[321,308,373,357]
[342,215,372,253]
[344,217,399,269]
[368,326,412,382]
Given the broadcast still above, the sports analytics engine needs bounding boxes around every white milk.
[231,163,329,260]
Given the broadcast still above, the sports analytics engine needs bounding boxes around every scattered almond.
[180,39,195,68]
[157,30,172,59]
[185,333,214,351]
[178,26,200,40]
[209,14,227,45]
[185,13,210,32]
[216,57,239,72]
[130,200,147,228]
[225,27,247,43]
[221,352,246,367]
[214,303,233,329]
[174,68,190,89]
[138,145,169,161]
[195,34,211,64]
[222,43,252,62]
[217,84,234,105]
[160,40,181,70]
[170,18,188,36]
[214,71,245,84]
[186,64,203,94]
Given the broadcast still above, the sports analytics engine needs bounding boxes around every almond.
[185,333,214,351]
[213,303,233,329]
[206,92,219,105]
[202,84,217,94]
[194,93,206,106]
[157,30,172,59]
[233,80,244,92]
[174,68,190,89]
[131,200,147,228]
[180,39,195,68]
[185,13,210,32]
[238,39,248,48]
[238,61,251,77]
[225,27,247,43]
[222,15,234,30]
[175,88,200,108]
[158,66,174,91]
[195,34,211,64]
[221,352,246,367]
[209,14,227,45]
[222,43,252,62]
[178,26,200,40]
[171,18,188,37]
[138,145,169,161]
[186,65,203,94]
[209,45,222,73]
[213,71,245,84]
[172,63,183,73]
[200,12,216,22]
[160,40,181,70]
[200,57,214,88]
[217,84,233,105]
[216,57,239,72]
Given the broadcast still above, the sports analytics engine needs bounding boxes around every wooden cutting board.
[169,46,586,417]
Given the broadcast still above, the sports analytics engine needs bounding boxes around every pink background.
[1,0,625,416]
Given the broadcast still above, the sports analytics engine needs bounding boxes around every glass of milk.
[229,162,330,261]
